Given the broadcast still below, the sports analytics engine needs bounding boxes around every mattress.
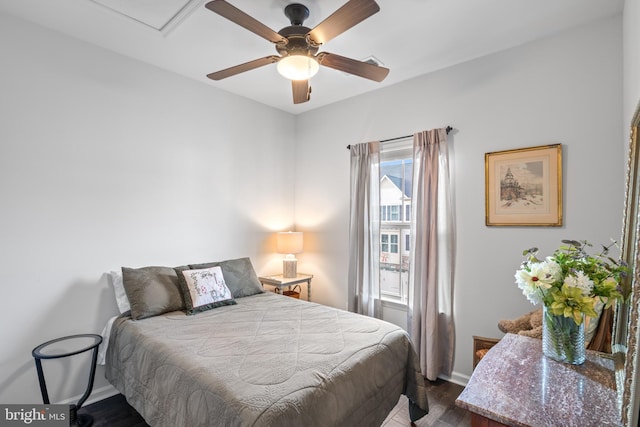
[105,291,428,426]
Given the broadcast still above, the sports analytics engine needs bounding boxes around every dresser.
[455,333,621,427]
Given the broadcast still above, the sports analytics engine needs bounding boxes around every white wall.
[294,16,624,382]
[625,0,640,126]
[0,14,296,404]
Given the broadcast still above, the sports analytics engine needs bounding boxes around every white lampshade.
[277,231,303,278]
[277,231,303,254]
[277,56,319,80]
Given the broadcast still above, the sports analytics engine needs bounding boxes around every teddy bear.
[498,308,543,339]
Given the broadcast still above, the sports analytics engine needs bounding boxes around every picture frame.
[485,144,562,226]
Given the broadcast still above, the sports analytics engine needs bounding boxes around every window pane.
[403,160,413,199]
[391,205,400,221]
[380,150,412,303]
[390,234,398,253]
[380,267,402,298]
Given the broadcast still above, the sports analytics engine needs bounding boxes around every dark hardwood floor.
[79,379,469,427]
[382,380,471,427]
[79,394,148,427]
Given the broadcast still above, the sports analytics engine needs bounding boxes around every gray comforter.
[106,292,429,426]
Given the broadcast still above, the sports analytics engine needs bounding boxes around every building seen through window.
[380,154,412,303]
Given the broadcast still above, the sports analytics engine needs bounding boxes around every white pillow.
[180,266,235,314]
[110,270,131,314]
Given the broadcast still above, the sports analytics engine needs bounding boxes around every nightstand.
[32,334,102,427]
[472,335,500,369]
[259,273,313,301]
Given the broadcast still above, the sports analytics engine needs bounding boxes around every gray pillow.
[121,266,185,320]
[189,257,264,298]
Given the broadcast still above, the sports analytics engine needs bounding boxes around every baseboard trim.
[438,371,469,387]
[58,384,119,407]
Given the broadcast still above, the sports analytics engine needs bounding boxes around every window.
[390,205,400,221]
[389,234,399,253]
[379,143,413,303]
[381,205,401,222]
[381,231,400,263]
[405,232,410,252]
[381,233,389,252]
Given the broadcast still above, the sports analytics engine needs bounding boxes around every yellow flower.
[596,277,622,309]
[549,284,597,325]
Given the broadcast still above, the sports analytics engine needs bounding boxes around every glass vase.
[542,305,586,364]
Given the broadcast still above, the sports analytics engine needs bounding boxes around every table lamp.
[277,231,303,278]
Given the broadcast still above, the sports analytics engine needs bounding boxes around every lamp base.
[283,258,297,278]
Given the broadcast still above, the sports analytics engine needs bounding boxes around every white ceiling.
[0,0,624,114]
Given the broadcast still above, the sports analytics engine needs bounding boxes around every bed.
[104,258,429,426]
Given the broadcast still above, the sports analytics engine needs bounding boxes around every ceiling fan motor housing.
[276,26,318,57]
[277,4,318,58]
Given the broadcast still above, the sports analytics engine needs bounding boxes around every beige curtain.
[348,142,381,318]
[408,128,455,380]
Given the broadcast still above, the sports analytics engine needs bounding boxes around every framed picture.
[485,144,562,226]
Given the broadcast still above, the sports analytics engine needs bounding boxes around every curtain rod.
[346,126,453,150]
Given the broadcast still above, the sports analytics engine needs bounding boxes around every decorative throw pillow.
[121,266,185,320]
[188,257,264,298]
[109,270,131,314]
[177,266,236,315]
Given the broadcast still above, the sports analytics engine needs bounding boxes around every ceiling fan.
[205,0,390,104]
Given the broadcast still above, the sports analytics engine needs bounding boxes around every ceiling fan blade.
[205,0,286,44]
[292,80,311,104]
[307,0,379,46]
[207,56,280,80]
[317,52,389,82]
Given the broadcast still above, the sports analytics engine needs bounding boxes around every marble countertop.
[455,333,621,427]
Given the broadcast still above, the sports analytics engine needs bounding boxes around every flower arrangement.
[514,239,626,363]
[515,239,625,323]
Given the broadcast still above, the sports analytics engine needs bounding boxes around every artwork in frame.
[485,144,562,226]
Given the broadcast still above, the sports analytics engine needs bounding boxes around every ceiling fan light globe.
[277,55,319,80]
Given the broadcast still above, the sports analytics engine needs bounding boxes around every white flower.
[515,271,542,304]
[515,260,559,304]
[544,257,563,282]
[563,271,594,296]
